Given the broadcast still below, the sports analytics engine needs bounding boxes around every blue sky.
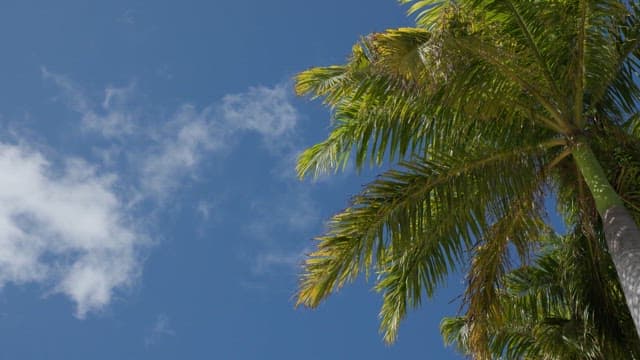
[0,1,464,358]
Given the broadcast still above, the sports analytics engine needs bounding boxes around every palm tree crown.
[294,0,640,356]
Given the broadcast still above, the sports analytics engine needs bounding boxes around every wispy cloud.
[145,313,175,346]
[86,84,138,137]
[41,67,137,138]
[139,104,224,198]
[221,83,299,153]
[41,67,91,114]
[243,184,319,278]
[43,69,301,200]
[196,200,213,221]
[132,83,301,199]
[247,188,319,239]
[0,143,145,317]
[253,250,306,275]
[117,9,136,25]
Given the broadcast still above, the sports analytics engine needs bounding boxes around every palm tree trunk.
[573,143,640,337]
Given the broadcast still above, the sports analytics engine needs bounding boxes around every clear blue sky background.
[0,1,464,358]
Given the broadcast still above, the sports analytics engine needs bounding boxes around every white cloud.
[0,143,144,317]
[145,313,175,346]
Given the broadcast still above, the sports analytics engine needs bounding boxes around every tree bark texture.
[603,205,640,338]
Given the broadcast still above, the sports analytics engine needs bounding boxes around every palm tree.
[294,0,640,355]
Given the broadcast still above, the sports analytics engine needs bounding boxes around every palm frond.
[463,190,547,357]
[297,136,561,342]
[295,29,440,178]
[581,0,640,125]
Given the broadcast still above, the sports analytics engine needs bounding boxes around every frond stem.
[545,147,573,171]
[574,0,588,128]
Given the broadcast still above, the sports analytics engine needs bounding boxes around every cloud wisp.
[42,67,138,138]
[253,250,307,275]
[145,313,176,346]
[139,84,300,198]
[221,83,298,151]
[139,105,224,198]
